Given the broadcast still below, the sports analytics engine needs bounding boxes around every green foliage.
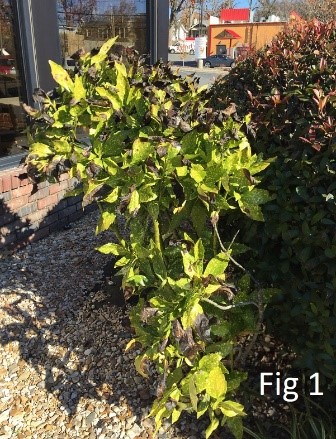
[25,40,271,437]
[244,394,336,439]
[208,20,336,388]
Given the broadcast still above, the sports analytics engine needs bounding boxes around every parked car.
[0,56,16,75]
[169,41,195,55]
[203,54,235,68]
[63,57,76,71]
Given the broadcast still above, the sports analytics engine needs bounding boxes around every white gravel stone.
[0,211,210,439]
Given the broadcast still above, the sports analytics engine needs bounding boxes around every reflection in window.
[57,0,147,64]
[0,0,27,158]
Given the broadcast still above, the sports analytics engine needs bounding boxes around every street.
[168,53,228,87]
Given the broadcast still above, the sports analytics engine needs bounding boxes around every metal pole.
[200,0,203,37]
[0,19,3,52]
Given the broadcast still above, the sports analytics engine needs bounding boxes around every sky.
[234,1,250,7]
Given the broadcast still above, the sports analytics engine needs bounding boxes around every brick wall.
[0,167,93,249]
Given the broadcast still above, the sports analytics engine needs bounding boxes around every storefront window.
[0,0,27,159]
[57,0,147,64]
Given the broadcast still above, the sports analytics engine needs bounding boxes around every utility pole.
[0,19,3,52]
[199,0,203,36]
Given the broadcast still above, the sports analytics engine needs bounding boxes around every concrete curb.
[171,65,229,75]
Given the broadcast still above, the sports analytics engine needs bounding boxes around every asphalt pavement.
[168,53,228,87]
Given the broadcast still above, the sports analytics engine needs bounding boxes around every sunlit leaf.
[49,60,74,92]
[98,36,118,55]
[181,301,203,329]
[30,142,53,158]
[199,353,222,372]
[203,252,230,277]
[73,75,86,101]
[206,367,227,399]
[129,190,140,213]
[219,400,246,417]
[189,376,198,412]
[205,416,220,439]
[96,211,116,233]
[134,355,149,378]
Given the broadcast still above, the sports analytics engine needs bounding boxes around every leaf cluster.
[24,38,272,438]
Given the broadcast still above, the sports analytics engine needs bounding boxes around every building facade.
[0,0,169,249]
[208,21,287,57]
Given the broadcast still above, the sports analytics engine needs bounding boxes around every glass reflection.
[0,0,27,158]
[57,0,147,65]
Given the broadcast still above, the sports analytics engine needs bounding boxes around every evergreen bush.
[209,19,336,391]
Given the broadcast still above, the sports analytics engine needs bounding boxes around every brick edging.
[0,167,94,250]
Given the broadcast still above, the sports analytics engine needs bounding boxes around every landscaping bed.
[0,211,306,439]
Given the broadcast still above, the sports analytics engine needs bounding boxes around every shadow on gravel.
[0,198,35,250]
[1,205,205,437]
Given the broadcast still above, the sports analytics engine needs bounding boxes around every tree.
[179,3,197,31]
[108,0,137,15]
[206,0,238,16]
[58,0,97,27]
[254,0,278,21]
[170,0,191,27]
[253,0,336,22]
[295,0,336,21]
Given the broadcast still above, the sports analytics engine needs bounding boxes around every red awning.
[220,8,250,22]
[215,29,241,40]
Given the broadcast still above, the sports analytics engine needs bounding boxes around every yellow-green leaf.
[197,399,209,418]
[115,60,127,79]
[194,239,204,264]
[206,367,227,399]
[96,87,122,110]
[103,187,119,203]
[49,60,74,92]
[176,166,188,177]
[181,301,203,329]
[171,408,181,424]
[190,164,206,183]
[189,376,198,411]
[199,353,222,372]
[96,243,128,256]
[30,142,53,158]
[53,139,71,154]
[115,63,129,103]
[114,256,130,267]
[219,400,246,417]
[139,185,157,203]
[96,211,116,233]
[73,75,86,101]
[129,190,140,213]
[90,53,107,66]
[98,36,118,55]
[194,369,208,392]
[134,355,148,378]
[132,139,153,164]
[203,252,230,277]
[204,284,220,295]
[125,338,137,352]
[205,417,219,439]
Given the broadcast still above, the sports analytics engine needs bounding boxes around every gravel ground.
[0,209,300,439]
[0,211,214,439]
